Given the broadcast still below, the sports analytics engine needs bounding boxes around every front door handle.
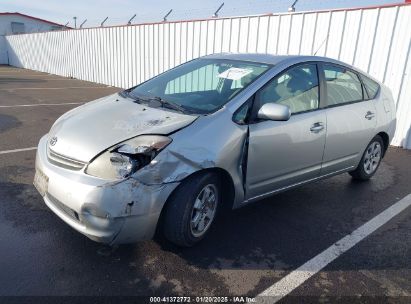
[365,111,375,120]
[310,122,324,133]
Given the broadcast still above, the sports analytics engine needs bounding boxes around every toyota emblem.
[49,136,58,146]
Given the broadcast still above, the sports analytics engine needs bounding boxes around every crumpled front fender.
[134,147,216,185]
[131,113,249,208]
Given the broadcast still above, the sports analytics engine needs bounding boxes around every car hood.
[48,93,198,162]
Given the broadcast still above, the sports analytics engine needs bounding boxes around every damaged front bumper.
[35,135,179,244]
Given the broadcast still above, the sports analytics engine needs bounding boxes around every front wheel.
[349,135,384,180]
[163,172,220,247]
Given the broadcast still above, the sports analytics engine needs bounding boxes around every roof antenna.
[288,0,298,12]
[313,34,329,55]
[213,3,224,18]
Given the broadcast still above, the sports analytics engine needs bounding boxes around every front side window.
[323,65,363,106]
[233,99,253,124]
[129,59,271,114]
[255,63,319,114]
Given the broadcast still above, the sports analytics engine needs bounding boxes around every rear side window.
[361,75,380,99]
[323,65,363,106]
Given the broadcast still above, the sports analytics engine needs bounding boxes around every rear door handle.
[365,111,375,120]
[310,122,324,133]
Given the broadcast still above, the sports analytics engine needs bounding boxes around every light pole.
[73,16,77,29]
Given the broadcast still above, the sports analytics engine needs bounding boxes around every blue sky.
[2,0,401,27]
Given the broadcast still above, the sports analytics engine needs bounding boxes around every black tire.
[349,135,384,180]
[163,172,221,247]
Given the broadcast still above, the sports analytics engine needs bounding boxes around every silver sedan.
[34,54,396,246]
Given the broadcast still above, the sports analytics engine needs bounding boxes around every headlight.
[85,135,172,180]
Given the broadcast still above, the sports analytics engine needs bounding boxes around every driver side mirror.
[257,103,291,121]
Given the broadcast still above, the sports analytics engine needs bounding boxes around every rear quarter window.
[361,75,380,99]
[323,64,363,106]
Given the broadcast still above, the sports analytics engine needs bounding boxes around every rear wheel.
[163,172,220,247]
[349,135,384,180]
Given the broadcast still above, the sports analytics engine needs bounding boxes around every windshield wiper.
[127,93,188,114]
[148,96,188,114]
[129,94,150,104]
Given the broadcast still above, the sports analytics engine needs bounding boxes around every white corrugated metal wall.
[4,3,411,148]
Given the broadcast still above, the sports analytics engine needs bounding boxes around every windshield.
[128,58,271,114]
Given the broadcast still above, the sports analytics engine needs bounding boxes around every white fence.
[5,3,411,148]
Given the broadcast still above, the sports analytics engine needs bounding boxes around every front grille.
[47,146,87,171]
[47,193,80,223]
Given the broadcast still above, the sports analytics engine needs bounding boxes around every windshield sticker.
[218,68,253,80]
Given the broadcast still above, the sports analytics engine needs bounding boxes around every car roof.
[201,53,379,83]
[202,53,302,65]
[202,53,346,67]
